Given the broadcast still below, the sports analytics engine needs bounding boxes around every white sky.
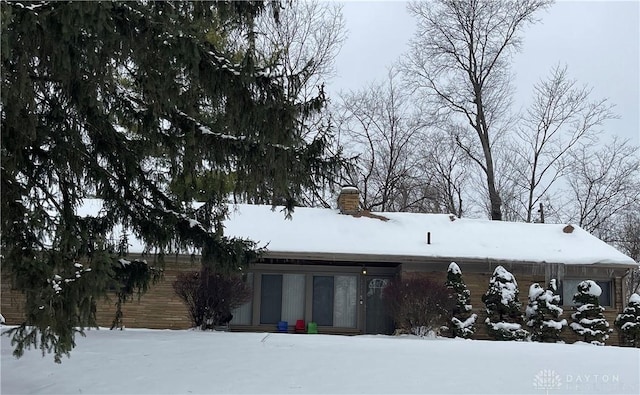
[326,0,640,146]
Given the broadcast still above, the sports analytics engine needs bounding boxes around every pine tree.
[525,280,566,342]
[445,262,477,338]
[570,280,611,345]
[1,1,341,362]
[482,266,528,341]
[615,293,640,347]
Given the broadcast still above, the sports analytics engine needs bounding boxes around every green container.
[307,322,318,334]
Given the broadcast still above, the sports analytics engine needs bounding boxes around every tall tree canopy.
[1,1,340,362]
[403,0,552,220]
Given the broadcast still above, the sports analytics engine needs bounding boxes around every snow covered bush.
[525,280,566,342]
[570,280,611,345]
[615,293,640,347]
[482,266,528,341]
[444,262,477,338]
[383,276,455,337]
[173,268,252,330]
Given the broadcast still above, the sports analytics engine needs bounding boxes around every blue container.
[277,321,288,333]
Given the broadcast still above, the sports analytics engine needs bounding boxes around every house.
[1,187,637,344]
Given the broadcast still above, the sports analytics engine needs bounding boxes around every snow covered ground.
[1,328,638,394]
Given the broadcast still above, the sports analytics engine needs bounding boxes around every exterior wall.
[1,271,25,325]
[1,257,197,330]
[233,260,399,334]
[94,257,196,329]
[0,258,399,334]
[400,261,629,346]
[0,256,632,346]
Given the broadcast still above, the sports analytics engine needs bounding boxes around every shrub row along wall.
[402,270,625,345]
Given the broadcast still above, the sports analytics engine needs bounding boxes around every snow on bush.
[570,280,611,345]
[444,262,476,338]
[615,293,640,347]
[580,280,602,297]
[482,266,528,341]
[525,279,566,342]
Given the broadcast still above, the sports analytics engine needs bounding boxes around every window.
[561,279,612,307]
[259,274,306,325]
[258,273,356,327]
[334,276,357,328]
[313,276,334,326]
[260,274,282,324]
[230,273,253,325]
[281,274,305,323]
[312,275,357,328]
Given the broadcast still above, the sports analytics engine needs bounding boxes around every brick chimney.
[337,186,360,214]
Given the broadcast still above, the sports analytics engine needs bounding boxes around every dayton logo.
[533,369,562,394]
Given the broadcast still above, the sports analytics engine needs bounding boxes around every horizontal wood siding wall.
[1,259,198,330]
[96,258,197,329]
[1,272,25,324]
[1,260,630,346]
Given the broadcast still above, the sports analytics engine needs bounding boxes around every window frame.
[560,278,613,307]
[251,271,360,330]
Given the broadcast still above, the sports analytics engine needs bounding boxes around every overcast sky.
[326,1,640,146]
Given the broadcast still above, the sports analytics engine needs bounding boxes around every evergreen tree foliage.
[569,280,611,345]
[444,262,477,338]
[1,1,341,362]
[110,259,162,330]
[482,266,528,341]
[525,280,566,342]
[614,293,640,347]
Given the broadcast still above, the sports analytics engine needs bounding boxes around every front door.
[364,276,394,335]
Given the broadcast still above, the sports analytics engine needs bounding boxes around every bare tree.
[420,129,472,217]
[508,65,616,222]
[255,0,346,102]
[563,137,640,238]
[494,151,529,222]
[616,208,640,264]
[615,205,640,297]
[403,0,552,220]
[337,68,431,212]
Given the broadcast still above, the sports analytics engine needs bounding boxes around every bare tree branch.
[402,0,552,220]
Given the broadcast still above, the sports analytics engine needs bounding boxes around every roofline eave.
[260,250,638,269]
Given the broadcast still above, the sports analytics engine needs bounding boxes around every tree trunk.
[475,88,502,221]
[486,162,503,221]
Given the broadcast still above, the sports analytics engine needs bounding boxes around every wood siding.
[400,268,628,345]
[1,259,632,346]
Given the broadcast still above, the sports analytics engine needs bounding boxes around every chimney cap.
[340,185,359,194]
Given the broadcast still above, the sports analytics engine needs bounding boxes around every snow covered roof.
[221,204,635,266]
[77,200,635,266]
